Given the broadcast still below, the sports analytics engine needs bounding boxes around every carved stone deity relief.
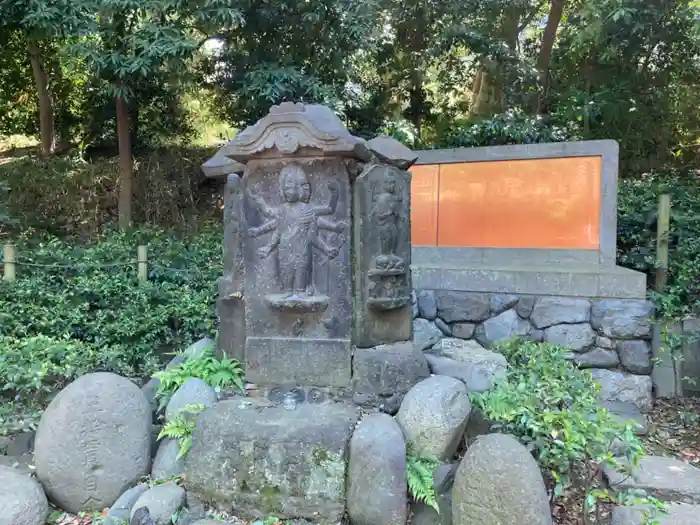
[246,163,347,313]
[371,171,405,273]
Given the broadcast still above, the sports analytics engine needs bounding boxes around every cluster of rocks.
[413,290,654,411]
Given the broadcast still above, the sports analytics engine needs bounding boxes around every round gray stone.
[530,297,591,329]
[452,433,552,525]
[418,290,438,320]
[474,309,531,349]
[151,438,185,480]
[347,414,407,525]
[0,466,49,525]
[103,484,149,525]
[591,300,653,339]
[575,348,620,369]
[130,483,186,525]
[165,378,217,422]
[428,339,507,393]
[590,369,653,411]
[396,376,471,460]
[34,372,151,514]
[544,323,596,351]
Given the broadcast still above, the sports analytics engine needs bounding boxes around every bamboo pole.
[3,244,16,281]
[137,245,148,282]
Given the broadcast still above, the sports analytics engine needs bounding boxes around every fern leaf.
[406,453,440,514]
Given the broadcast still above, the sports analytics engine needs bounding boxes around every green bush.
[0,224,222,409]
[470,339,663,520]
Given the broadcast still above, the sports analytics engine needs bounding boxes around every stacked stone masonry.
[414,289,653,377]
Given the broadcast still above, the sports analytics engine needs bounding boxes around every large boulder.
[591,300,653,339]
[165,378,218,422]
[414,319,444,351]
[435,291,490,323]
[131,483,186,525]
[0,466,49,525]
[611,503,699,525]
[452,434,552,525]
[396,376,472,460]
[186,399,359,522]
[530,298,591,329]
[347,414,407,525]
[474,309,531,348]
[352,341,430,414]
[590,369,653,411]
[34,372,151,513]
[427,339,507,393]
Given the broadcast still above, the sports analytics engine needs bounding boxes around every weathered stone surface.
[34,372,151,514]
[474,309,531,349]
[463,408,497,447]
[366,136,419,169]
[353,162,412,347]
[130,483,186,525]
[165,378,217,422]
[103,484,149,525]
[435,291,490,323]
[590,369,653,411]
[599,401,649,435]
[352,341,430,413]
[435,317,452,336]
[414,318,444,351]
[530,297,591,329]
[596,336,615,349]
[151,439,184,480]
[0,466,49,525]
[611,503,699,525]
[418,290,438,320]
[544,323,596,351]
[410,502,451,525]
[184,337,216,360]
[617,340,652,375]
[604,457,700,504]
[413,292,419,319]
[396,376,471,460]
[516,296,536,319]
[452,434,552,525]
[428,339,507,393]
[186,399,359,521]
[490,294,519,315]
[575,348,620,368]
[347,414,407,525]
[130,507,156,525]
[452,323,475,340]
[591,300,653,339]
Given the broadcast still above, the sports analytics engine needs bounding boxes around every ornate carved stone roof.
[201,150,246,178]
[218,102,370,162]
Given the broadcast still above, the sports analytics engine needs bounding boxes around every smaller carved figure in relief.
[248,164,344,298]
[371,170,404,271]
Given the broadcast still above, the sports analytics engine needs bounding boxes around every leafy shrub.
[153,347,245,410]
[0,224,222,410]
[157,403,207,460]
[437,109,581,149]
[406,451,440,513]
[470,339,663,521]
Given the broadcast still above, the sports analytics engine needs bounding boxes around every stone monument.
[203,102,418,396]
[191,103,424,521]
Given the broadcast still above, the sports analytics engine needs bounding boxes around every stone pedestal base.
[185,399,359,522]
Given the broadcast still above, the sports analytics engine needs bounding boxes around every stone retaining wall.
[413,289,654,376]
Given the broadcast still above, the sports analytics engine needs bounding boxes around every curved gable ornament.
[220,102,370,162]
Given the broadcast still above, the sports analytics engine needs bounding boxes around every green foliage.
[439,110,581,149]
[470,339,667,522]
[406,451,440,513]
[617,169,700,319]
[157,403,207,460]
[471,340,645,493]
[153,347,244,410]
[0,224,222,409]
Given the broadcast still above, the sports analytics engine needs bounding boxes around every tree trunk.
[27,39,54,156]
[115,79,134,231]
[532,0,567,113]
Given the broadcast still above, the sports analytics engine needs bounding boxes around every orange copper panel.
[410,164,440,246]
[436,157,602,249]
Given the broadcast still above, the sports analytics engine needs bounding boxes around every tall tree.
[532,0,567,113]
[70,0,241,230]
